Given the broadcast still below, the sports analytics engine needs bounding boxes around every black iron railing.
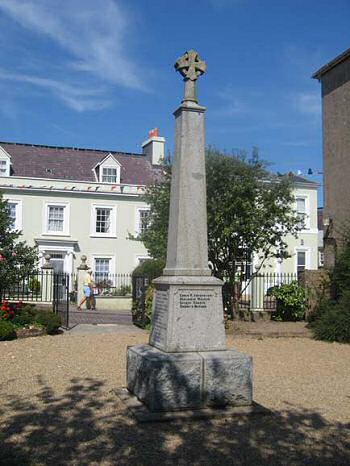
[92,273,132,297]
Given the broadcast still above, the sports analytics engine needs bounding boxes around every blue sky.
[0,0,349,204]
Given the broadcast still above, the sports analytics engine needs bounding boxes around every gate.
[53,273,70,329]
[132,275,149,325]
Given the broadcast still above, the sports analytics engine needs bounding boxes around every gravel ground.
[1,330,350,465]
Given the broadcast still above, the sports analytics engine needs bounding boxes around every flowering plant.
[0,301,23,321]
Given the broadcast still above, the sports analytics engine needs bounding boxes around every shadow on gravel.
[0,377,349,466]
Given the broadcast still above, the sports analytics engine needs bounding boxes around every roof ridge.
[0,140,143,157]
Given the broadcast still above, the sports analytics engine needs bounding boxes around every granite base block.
[127,344,253,412]
[116,388,268,423]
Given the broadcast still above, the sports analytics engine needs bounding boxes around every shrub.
[144,285,154,329]
[28,278,41,294]
[271,281,306,321]
[311,292,350,343]
[11,303,36,326]
[34,310,61,334]
[12,310,35,326]
[132,285,154,329]
[117,284,132,296]
[0,320,16,340]
[132,259,165,280]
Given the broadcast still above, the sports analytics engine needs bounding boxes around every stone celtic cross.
[175,50,206,103]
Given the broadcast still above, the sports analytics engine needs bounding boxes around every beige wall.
[2,176,149,275]
[257,184,319,274]
[2,176,319,276]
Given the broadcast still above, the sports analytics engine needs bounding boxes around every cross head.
[175,50,206,81]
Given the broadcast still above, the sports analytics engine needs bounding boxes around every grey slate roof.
[0,142,163,185]
[289,174,318,185]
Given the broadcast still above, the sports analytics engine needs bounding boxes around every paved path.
[69,307,133,326]
[231,320,312,338]
[66,323,146,335]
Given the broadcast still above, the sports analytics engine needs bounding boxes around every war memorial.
[124,50,253,418]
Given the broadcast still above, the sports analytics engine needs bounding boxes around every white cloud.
[293,92,321,117]
[0,69,111,111]
[213,86,259,117]
[0,0,145,111]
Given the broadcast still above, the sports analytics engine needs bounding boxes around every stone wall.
[298,269,330,319]
[321,58,350,268]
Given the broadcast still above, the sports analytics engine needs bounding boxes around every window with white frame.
[102,167,118,183]
[91,205,116,237]
[296,197,308,229]
[96,208,111,233]
[296,250,306,273]
[94,258,111,283]
[48,206,64,232]
[8,203,17,229]
[45,203,69,235]
[7,201,22,230]
[0,159,10,176]
[319,251,324,268]
[137,208,150,235]
[0,160,7,175]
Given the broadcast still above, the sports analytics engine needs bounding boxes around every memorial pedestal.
[149,275,226,352]
[126,275,253,412]
[127,344,252,412]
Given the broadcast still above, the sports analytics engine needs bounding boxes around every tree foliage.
[205,147,299,278]
[0,194,38,297]
[139,148,300,313]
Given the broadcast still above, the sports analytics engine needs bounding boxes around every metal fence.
[0,270,55,302]
[92,273,132,297]
[231,272,298,311]
[130,271,300,320]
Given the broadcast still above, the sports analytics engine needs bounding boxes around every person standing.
[77,269,95,310]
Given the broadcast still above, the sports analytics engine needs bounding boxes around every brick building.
[313,47,350,268]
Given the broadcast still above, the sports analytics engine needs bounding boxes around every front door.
[50,252,65,273]
[50,252,65,299]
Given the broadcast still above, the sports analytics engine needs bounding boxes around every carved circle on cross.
[174,50,207,81]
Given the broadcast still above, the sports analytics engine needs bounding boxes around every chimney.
[142,128,165,165]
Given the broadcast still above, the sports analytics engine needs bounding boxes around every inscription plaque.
[150,289,169,347]
[177,289,214,310]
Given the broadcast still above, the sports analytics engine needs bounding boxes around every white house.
[0,131,318,281]
[264,175,319,275]
[0,129,164,280]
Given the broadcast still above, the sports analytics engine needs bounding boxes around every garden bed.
[15,326,46,339]
[0,301,61,341]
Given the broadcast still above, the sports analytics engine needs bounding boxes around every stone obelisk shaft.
[163,101,210,277]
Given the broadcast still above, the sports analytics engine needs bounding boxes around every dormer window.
[0,147,11,176]
[93,153,121,184]
[102,167,118,183]
[0,159,10,176]
[0,160,8,176]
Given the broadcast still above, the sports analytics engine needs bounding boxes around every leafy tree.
[140,162,171,261]
[0,194,38,299]
[139,148,300,314]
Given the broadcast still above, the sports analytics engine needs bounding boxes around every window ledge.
[42,233,71,237]
[89,234,117,239]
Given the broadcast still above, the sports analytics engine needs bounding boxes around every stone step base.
[127,344,253,412]
[116,388,268,423]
